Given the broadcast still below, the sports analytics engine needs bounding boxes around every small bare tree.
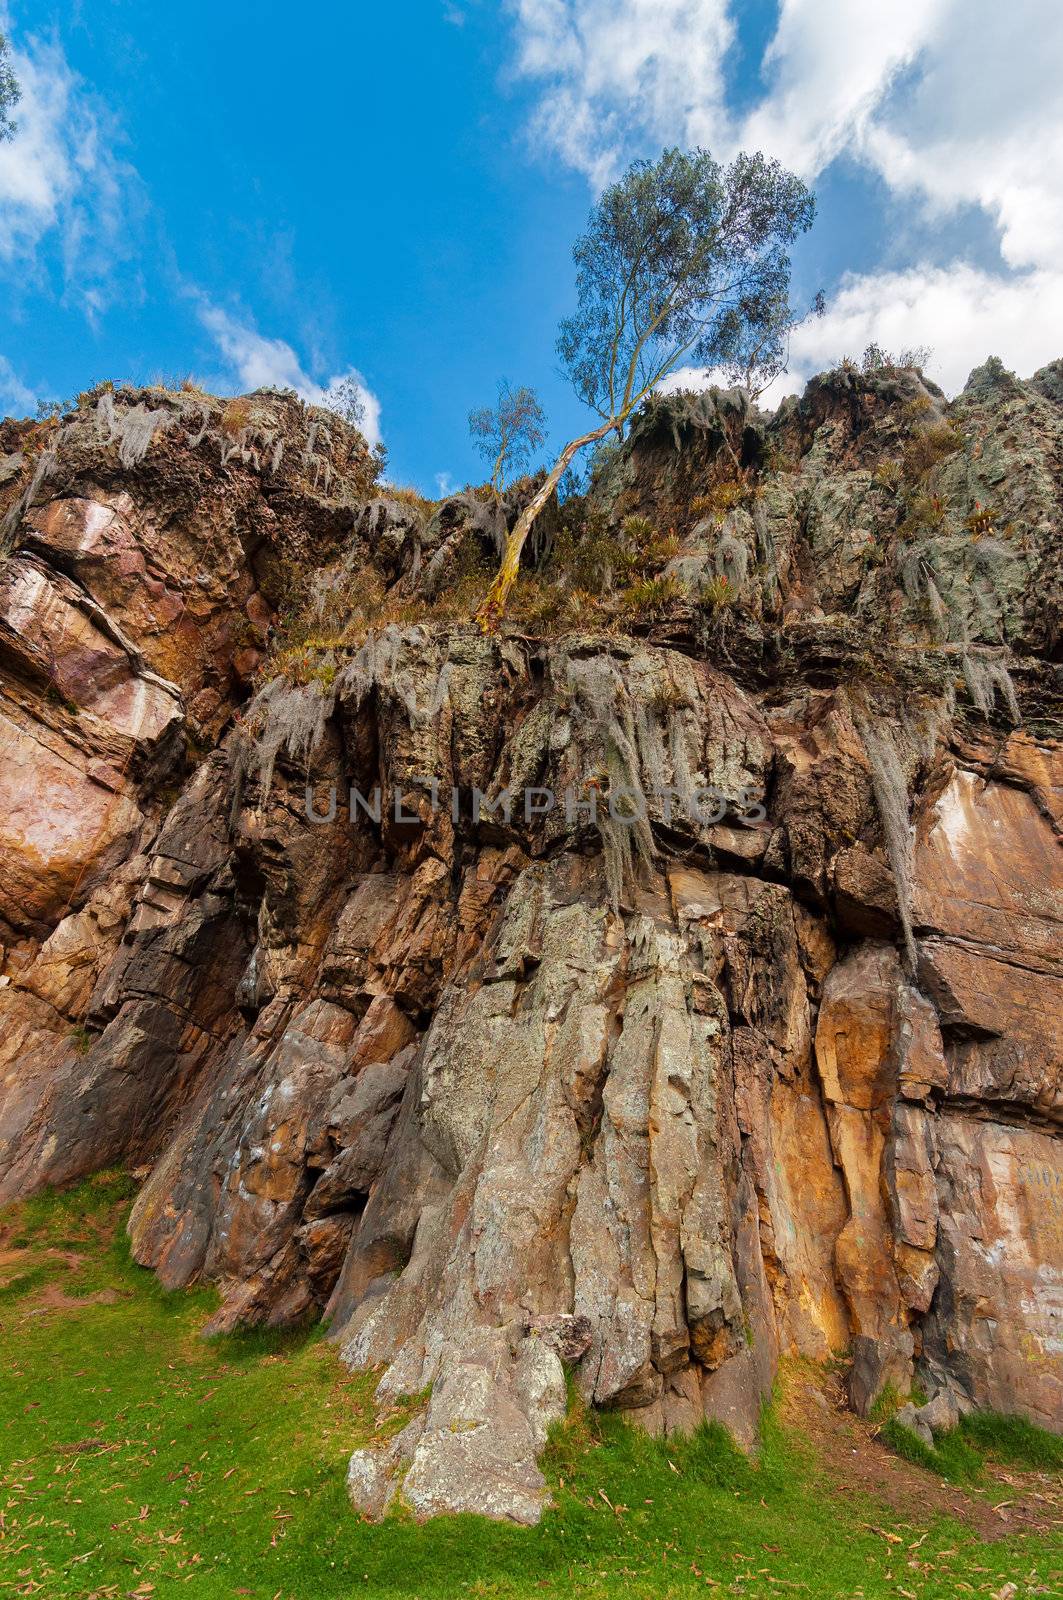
[320,375,365,427]
[468,381,547,494]
[475,146,815,629]
[0,32,19,142]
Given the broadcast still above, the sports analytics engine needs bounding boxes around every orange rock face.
[914,768,1062,1123]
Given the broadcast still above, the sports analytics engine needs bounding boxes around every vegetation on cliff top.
[1,1177,1058,1599]
[477,146,816,626]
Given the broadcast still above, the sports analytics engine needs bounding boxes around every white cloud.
[199,302,317,393]
[783,263,1063,398]
[663,264,1063,406]
[0,353,34,415]
[740,0,952,179]
[510,0,734,186]
[435,471,456,497]
[857,0,1063,272]
[738,0,1063,278]
[509,0,1063,391]
[508,0,1061,248]
[0,28,143,311]
[196,301,383,449]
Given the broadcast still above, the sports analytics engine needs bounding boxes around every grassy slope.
[0,1176,1058,1600]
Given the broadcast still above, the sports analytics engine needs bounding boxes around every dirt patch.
[0,1246,83,1274]
[30,1282,128,1313]
[1,1245,132,1315]
[779,1362,1062,1541]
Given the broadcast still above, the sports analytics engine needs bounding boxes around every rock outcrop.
[0,363,1059,1524]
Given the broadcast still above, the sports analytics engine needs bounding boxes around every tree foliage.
[0,32,19,142]
[468,381,547,493]
[558,147,815,428]
[476,145,815,627]
[727,288,825,400]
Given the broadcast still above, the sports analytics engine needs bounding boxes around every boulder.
[894,1402,933,1447]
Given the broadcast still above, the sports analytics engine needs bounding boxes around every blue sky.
[2,1,1062,493]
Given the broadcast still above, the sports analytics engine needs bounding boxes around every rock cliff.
[0,363,1059,1524]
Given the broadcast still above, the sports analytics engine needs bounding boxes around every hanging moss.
[564,653,656,907]
[855,713,917,972]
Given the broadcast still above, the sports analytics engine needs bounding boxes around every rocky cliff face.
[0,364,1059,1525]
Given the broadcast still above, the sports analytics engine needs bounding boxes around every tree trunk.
[475,420,616,631]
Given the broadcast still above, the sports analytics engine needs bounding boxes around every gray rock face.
[349,1331,567,1526]
[0,365,1060,1523]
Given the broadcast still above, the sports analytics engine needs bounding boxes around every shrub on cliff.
[859,341,933,374]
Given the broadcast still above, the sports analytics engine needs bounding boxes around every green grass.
[868,1380,927,1423]
[880,1418,984,1483]
[959,1412,1063,1471]
[875,1385,1063,1486]
[0,1175,1059,1599]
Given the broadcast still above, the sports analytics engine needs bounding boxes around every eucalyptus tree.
[475,146,815,628]
[469,381,547,495]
